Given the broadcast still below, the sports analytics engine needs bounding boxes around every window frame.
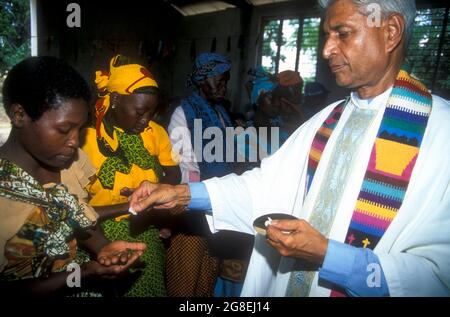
[407,3,449,94]
[257,13,321,77]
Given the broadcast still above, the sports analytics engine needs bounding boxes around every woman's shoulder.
[0,196,36,215]
[0,159,37,222]
[82,126,97,142]
[0,196,37,255]
[80,126,98,150]
[61,149,97,197]
[148,120,164,130]
[147,121,170,138]
[68,149,97,178]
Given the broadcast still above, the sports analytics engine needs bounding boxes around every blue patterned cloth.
[250,66,277,105]
[187,53,231,87]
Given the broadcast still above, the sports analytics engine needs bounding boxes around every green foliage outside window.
[0,0,31,77]
[408,8,450,97]
[260,17,320,83]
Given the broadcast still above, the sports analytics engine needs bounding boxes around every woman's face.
[258,91,280,118]
[20,98,88,169]
[199,71,230,104]
[109,93,159,134]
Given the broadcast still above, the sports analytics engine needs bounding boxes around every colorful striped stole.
[305,69,432,296]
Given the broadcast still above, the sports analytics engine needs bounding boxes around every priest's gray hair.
[318,0,416,47]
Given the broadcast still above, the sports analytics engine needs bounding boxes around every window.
[0,0,30,144]
[259,16,321,83]
[408,7,450,97]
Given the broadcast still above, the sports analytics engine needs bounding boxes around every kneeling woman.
[0,56,145,296]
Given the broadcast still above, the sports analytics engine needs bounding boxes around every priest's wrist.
[174,184,191,207]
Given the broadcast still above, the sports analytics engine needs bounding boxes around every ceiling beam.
[222,0,252,10]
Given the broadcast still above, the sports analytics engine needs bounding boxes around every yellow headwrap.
[94,55,158,139]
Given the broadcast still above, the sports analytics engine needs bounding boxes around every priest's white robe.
[203,95,450,296]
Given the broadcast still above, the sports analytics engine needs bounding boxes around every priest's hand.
[129,181,191,213]
[266,219,328,268]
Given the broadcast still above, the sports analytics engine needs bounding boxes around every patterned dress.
[82,121,178,297]
[0,153,100,296]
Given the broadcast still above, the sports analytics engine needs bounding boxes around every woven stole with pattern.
[285,69,432,297]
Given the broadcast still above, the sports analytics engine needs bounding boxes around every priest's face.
[322,0,392,90]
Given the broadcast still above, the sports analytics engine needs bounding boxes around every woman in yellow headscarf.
[82,55,180,296]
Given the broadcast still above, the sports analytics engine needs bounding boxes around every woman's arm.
[0,269,83,297]
[77,223,110,255]
[0,260,119,297]
[0,239,147,297]
[161,165,181,185]
[92,202,129,221]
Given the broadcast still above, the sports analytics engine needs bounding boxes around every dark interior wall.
[36,0,180,99]
[36,0,249,111]
[170,8,246,109]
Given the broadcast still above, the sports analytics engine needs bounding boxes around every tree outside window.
[260,16,321,85]
[0,0,31,76]
[0,0,30,143]
[407,7,450,98]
